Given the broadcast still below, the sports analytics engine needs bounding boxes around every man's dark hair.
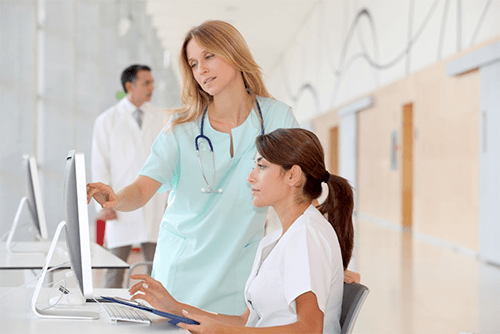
[121,64,151,93]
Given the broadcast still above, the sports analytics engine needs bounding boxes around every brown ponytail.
[318,174,354,269]
[256,128,354,269]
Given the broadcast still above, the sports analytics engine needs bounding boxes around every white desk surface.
[0,287,188,333]
[0,241,129,270]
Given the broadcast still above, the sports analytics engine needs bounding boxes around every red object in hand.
[96,219,106,246]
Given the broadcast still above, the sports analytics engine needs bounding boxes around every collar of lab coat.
[121,96,149,114]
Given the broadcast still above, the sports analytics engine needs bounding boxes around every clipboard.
[101,296,199,325]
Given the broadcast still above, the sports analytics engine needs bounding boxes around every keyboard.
[102,302,151,324]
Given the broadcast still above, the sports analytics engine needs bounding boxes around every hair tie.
[322,171,330,183]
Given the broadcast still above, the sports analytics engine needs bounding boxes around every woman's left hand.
[344,269,361,284]
[177,310,229,334]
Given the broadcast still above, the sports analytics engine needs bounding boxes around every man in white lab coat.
[91,64,169,288]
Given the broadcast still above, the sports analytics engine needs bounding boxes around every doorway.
[329,126,339,175]
[402,103,413,229]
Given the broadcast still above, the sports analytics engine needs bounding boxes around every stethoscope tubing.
[195,100,264,193]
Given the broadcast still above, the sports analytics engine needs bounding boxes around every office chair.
[340,282,370,334]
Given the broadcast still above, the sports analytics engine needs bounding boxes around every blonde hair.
[169,20,272,128]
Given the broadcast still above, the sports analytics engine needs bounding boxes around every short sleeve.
[139,121,179,193]
[282,223,335,313]
[283,107,300,129]
[258,97,300,132]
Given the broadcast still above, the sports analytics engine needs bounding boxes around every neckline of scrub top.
[203,100,261,137]
[203,104,262,158]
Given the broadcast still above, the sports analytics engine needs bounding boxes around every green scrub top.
[140,96,299,315]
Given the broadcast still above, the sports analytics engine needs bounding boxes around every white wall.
[0,1,181,239]
[265,0,500,124]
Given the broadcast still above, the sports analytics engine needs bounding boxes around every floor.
[352,217,500,334]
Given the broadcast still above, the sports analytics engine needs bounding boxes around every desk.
[0,287,188,333]
[0,242,128,270]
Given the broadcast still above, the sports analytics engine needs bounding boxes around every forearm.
[115,176,160,212]
[221,321,321,334]
[176,303,248,327]
[114,183,146,212]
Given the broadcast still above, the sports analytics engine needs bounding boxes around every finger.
[130,292,145,301]
[130,275,162,290]
[87,182,107,190]
[130,289,155,303]
[176,322,188,330]
[86,185,92,204]
[131,283,150,295]
[130,292,163,311]
[177,311,200,332]
[128,281,146,294]
[182,310,203,322]
[130,293,150,303]
[86,187,100,202]
[177,322,198,333]
[102,200,118,209]
[86,183,105,194]
[129,274,154,283]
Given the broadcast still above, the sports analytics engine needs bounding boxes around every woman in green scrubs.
[87,20,357,315]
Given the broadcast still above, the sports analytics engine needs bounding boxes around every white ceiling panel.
[145,0,320,80]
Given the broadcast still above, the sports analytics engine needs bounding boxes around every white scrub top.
[244,205,344,334]
[91,96,169,249]
[140,96,299,315]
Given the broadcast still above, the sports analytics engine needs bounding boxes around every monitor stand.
[30,220,99,320]
[5,197,44,253]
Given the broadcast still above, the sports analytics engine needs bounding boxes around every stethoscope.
[195,100,264,193]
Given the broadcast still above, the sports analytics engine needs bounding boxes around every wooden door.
[329,126,339,175]
[402,103,413,228]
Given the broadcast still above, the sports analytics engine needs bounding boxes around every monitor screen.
[24,155,48,240]
[63,150,93,299]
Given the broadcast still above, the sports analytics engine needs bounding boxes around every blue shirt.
[140,96,299,315]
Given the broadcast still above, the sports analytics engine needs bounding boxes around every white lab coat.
[91,96,169,249]
[245,205,343,333]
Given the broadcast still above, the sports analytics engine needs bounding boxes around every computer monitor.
[31,150,98,319]
[6,155,49,252]
[63,150,94,300]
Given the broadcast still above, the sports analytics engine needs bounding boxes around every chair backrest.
[340,282,369,334]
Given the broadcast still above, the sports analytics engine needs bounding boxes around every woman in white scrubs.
[88,20,358,316]
[129,128,354,333]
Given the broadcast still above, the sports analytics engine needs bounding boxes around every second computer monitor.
[25,155,49,240]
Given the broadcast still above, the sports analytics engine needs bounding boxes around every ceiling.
[145,0,320,79]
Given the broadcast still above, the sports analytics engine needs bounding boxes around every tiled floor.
[352,217,500,334]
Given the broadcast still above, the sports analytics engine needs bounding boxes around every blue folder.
[101,296,199,325]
